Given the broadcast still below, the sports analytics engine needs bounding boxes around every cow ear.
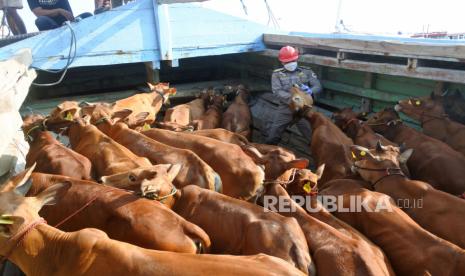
[112,109,133,121]
[286,158,309,169]
[0,215,25,238]
[398,148,414,164]
[241,146,265,164]
[315,164,325,180]
[147,82,155,91]
[1,164,36,194]
[167,164,183,182]
[35,182,71,207]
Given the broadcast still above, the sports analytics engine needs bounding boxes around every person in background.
[266,45,322,145]
[27,0,92,31]
[94,0,111,14]
[0,0,27,35]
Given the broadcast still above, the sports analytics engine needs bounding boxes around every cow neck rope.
[155,90,167,104]
[263,168,297,186]
[144,186,178,202]
[0,218,47,264]
[366,119,402,127]
[353,165,405,186]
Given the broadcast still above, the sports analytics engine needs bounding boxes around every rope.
[53,195,99,228]
[0,218,47,264]
[263,0,279,28]
[32,22,77,86]
[263,168,297,185]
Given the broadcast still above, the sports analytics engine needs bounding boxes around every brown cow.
[292,105,355,186]
[367,108,465,195]
[351,142,465,248]
[396,93,465,156]
[221,85,253,140]
[26,172,210,254]
[164,91,210,126]
[142,128,264,200]
[22,115,93,180]
[320,178,465,275]
[0,171,306,276]
[96,121,221,192]
[192,93,225,130]
[262,182,394,276]
[111,82,176,125]
[162,185,313,275]
[333,107,397,148]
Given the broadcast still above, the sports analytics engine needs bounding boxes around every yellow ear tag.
[360,151,366,157]
[351,151,357,159]
[303,182,312,194]
[65,112,73,121]
[143,123,151,131]
[415,101,421,106]
[0,215,14,225]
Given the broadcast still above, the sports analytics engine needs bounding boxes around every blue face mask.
[284,61,298,72]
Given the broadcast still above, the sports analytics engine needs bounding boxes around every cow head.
[100,164,182,200]
[147,82,177,105]
[332,107,367,130]
[46,101,81,132]
[22,114,46,142]
[395,92,445,122]
[285,165,325,196]
[0,165,70,245]
[350,141,413,184]
[289,86,313,114]
[366,108,402,134]
[210,93,227,108]
[80,103,149,130]
[242,145,309,181]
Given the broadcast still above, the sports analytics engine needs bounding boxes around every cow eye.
[128,174,137,182]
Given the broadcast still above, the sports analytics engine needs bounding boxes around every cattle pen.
[0,0,465,275]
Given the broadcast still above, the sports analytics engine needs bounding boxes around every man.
[27,0,92,31]
[94,0,111,14]
[266,45,322,145]
[0,0,27,35]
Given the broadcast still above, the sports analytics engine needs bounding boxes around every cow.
[193,128,249,146]
[161,185,313,275]
[319,178,465,275]
[111,82,176,125]
[22,114,93,180]
[261,181,395,276]
[96,120,221,192]
[191,93,225,130]
[142,128,264,200]
[366,108,465,195]
[0,170,305,276]
[395,93,465,156]
[290,103,355,186]
[350,142,465,248]
[164,91,211,126]
[332,107,397,148]
[25,172,210,253]
[221,85,253,140]
[241,144,309,182]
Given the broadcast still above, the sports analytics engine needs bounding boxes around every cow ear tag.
[415,101,421,106]
[303,182,312,194]
[0,215,14,225]
[143,123,151,131]
[360,151,366,157]
[351,151,357,159]
[65,112,74,121]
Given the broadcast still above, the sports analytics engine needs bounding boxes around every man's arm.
[305,69,322,95]
[271,72,291,103]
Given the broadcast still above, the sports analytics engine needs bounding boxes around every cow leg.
[265,105,294,145]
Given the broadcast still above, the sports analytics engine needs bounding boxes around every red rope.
[0,218,47,263]
[54,195,99,228]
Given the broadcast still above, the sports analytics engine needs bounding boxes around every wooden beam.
[264,34,465,61]
[261,50,465,84]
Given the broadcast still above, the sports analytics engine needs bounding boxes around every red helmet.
[278,46,299,63]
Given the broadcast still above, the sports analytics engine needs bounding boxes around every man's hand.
[60,9,74,21]
[299,84,313,95]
